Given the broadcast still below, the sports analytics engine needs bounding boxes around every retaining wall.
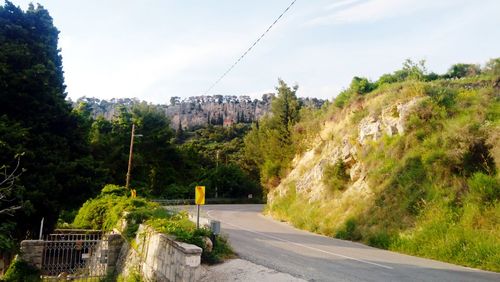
[116,224,202,282]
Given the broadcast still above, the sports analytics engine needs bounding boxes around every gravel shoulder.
[200,258,306,282]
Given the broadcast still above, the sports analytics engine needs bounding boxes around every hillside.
[75,95,325,129]
[266,64,500,271]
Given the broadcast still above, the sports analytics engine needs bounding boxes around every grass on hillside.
[268,77,500,272]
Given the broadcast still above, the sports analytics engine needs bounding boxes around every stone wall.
[19,240,44,270]
[19,234,123,277]
[116,224,202,282]
[107,234,124,275]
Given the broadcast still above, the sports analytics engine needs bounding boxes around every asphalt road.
[178,204,499,282]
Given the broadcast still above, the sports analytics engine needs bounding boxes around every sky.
[9,0,500,104]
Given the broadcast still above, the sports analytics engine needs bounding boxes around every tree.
[401,59,427,81]
[0,155,23,216]
[198,164,260,198]
[350,77,374,95]
[244,79,301,189]
[270,79,301,139]
[375,59,428,86]
[175,119,184,143]
[170,96,180,106]
[88,104,185,196]
[0,2,102,245]
[483,58,500,76]
[446,63,481,78]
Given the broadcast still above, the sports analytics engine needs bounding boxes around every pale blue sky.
[10,0,500,103]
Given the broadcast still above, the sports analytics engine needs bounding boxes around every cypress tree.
[0,2,101,246]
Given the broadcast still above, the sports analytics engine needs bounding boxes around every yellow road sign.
[195,186,205,205]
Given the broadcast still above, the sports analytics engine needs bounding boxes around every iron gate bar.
[41,232,108,280]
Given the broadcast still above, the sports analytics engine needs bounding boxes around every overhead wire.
[204,0,297,95]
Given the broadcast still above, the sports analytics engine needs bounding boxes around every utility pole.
[215,150,219,198]
[126,124,142,189]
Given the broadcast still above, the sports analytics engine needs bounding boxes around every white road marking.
[206,210,393,270]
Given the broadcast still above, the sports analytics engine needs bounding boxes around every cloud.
[307,0,438,26]
[325,0,364,11]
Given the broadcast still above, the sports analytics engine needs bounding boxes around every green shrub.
[335,218,361,241]
[72,195,126,230]
[461,140,496,177]
[261,159,281,183]
[182,228,234,264]
[393,156,428,215]
[123,207,174,240]
[350,77,376,95]
[425,85,457,109]
[146,211,196,241]
[100,184,128,197]
[57,209,78,226]
[322,159,350,192]
[161,183,191,199]
[201,234,234,264]
[467,173,499,204]
[0,222,16,252]
[72,185,158,231]
[334,90,353,108]
[367,232,393,249]
[2,259,41,282]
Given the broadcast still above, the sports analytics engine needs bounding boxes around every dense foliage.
[0,1,104,251]
[178,124,261,199]
[244,80,301,189]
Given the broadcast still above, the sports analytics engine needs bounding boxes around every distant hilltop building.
[74,94,325,129]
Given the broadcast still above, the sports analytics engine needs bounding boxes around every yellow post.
[195,186,205,205]
[195,186,205,228]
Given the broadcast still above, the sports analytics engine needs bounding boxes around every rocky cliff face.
[74,95,272,128]
[167,95,274,129]
[75,95,325,129]
[269,95,423,223]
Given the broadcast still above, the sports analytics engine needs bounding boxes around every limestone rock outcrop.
[270,97,421,205]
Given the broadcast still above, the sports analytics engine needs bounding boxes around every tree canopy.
[244,79,301,189]
[0,1,103,250]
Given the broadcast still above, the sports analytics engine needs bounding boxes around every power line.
[204,0,297,95]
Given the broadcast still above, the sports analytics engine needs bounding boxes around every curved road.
[181,204,499,282]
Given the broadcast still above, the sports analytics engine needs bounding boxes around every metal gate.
[41,231,108,281]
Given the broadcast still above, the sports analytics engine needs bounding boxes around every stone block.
[20,240,45,270]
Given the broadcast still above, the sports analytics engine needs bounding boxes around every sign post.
[195,186,205,228]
